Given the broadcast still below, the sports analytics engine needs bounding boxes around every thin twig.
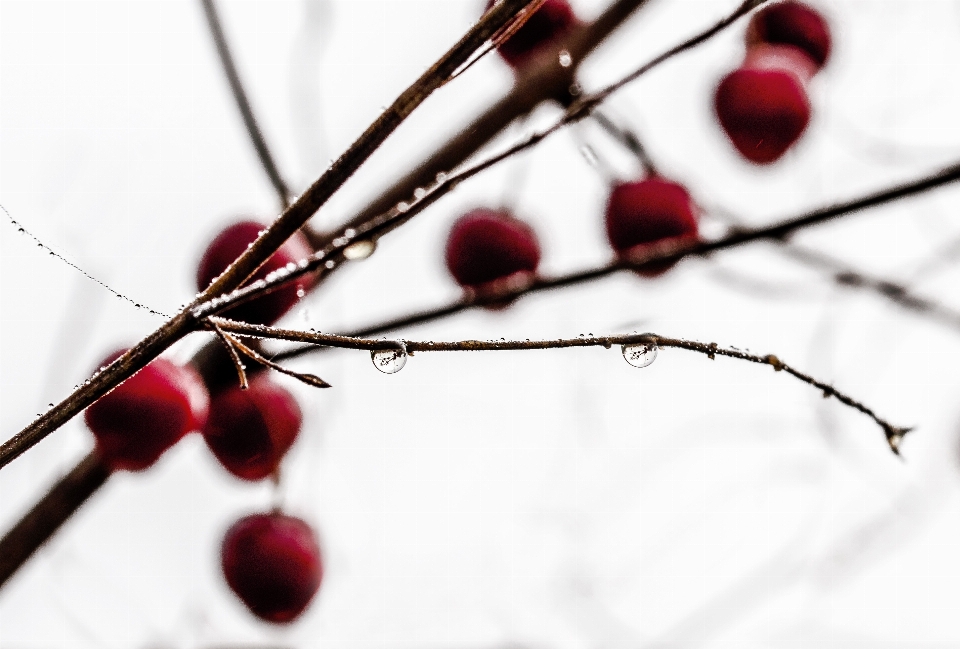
[590,110,659,176]
[0,0,535,471]
[209,320,911,453]
[200,0,293,209]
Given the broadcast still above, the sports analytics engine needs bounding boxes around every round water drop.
[296,288,306,298]
[436,172,448,184]
[622,342,657,368]
[558,50,573,68]
[397,202,410,213]
[371,344,407,374]
[414,187,427,200]
[343,240,376,260]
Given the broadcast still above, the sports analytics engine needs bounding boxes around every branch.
[200,0,293,208]
[0,452,111,588]
[0,0,536,471]
[210,320,911,453]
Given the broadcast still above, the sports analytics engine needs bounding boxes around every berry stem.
[200,0,294,210]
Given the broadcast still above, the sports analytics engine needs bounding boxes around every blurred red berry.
[714,67,811,164]
[746,1,831,71]
[445,208,541,298]
[604,178,698,277]
[221,512,322,624]
[487,0,578,68]
[84,350,209,471]
[197,220,313,325]
[202,375,302,481]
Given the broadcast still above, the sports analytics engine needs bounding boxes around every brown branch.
[0,452,111,589]
[209,321,911,452]
[200,0,293,209]
[0,0,533,472]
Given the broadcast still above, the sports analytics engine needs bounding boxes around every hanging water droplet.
[343,240,376,260]
[558,50,573,67]
[622,342,658,368]
[296,288,306,298]
[371,344,407,374]
[414,187,427,200]
[436,171,448,184]
[344,228,357,238]
[397,202,410,213]
[324,260,336,269]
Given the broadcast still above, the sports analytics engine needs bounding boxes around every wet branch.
[209,320,911,453]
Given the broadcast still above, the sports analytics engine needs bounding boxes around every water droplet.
[324,260,336,269]
[297,288,306,298]
[397,202,410,213]
[414,187,427,200]
[558,50,573,68]
[569,82,582,96]
[285,262,297,273]
[622,342,657,368]
[343,240,376,260]
[436,172,448,184]
[371,344,407,374]
[344,228,357,238]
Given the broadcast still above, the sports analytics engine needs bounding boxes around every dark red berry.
[487,0,578,68]
[714,67,811,164]
[197,220,313,325]
[604,178,698,277]
[445,208,541,298]
[84,350,209,471]
[746,1,831,70]
[221,512,322,624]
[202,375,302,481]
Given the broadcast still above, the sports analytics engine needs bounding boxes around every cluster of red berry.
[78,0,830,627]
[714,1,831,163]
[84,221,321,623]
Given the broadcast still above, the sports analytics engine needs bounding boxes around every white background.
[3,0,960,646]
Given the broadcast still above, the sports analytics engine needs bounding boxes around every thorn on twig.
[222,327,332,390]
[885,426,914,456]
[210,320,249,390]
[708,342,718,360]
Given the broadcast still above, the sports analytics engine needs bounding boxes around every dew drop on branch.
[371,345,407,374]
[558,50,573,68]
[622,342,657,368]
[343,240,376,260]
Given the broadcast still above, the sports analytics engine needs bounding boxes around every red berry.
[197,221,313,325]
[714,67,811,164]
[445,208,541,298]
[84,350,210,471]
[202,375,302,481]
[487,0,578,68]
[746,1,831,71]
[604,178,699,277]
[221,512,322,623]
